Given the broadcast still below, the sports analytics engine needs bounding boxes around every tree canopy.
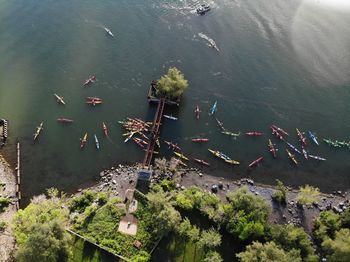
[296,185,320,207]
[322,229,350,262]
[237,241,302,262]
[156,67,188,99]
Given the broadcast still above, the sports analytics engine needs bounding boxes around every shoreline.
[0,154,17,261]
[75,160,349,234]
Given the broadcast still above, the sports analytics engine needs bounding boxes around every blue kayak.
[308,131,319,145]
[209,101,217,115]
[94,134,100,150]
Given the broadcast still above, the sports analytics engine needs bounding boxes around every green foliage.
[131,251,151,262]
[296,185,320,207]
[237,241,302,262]
[223,187,271,241]
[269,224,318,262]
[13,194,68,246]
[272,180,287,204]
[177,218,200,242]
[340,208,350,228]
[159,179,176,192]
[156,67,188,99]
[0,219,6,231]
[0,196,10,212]
[68,190,97,213]
[15,219,71,262]
[313,211,341,242]
[175,193,194,210]
[147,189,181,237]
[203,251,223,262]
[322,228,350,262]
[198,228,222,250]
[96,192,109,206]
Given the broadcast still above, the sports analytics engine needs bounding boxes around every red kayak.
[133,137,144,148]
[86,100,102,106]
[57,118,74,123]
[194,105,201,120]
[83,75,96,86]
[248,156,264,168]
[270,126,285,141]
[272,124,289,136]
[268,139,277,158]
[245,132,263,136]
[102,122,108,136]
[164,140,181,151]
[193,158,210,166]
[192,138,209,142]
[80,132,88,149]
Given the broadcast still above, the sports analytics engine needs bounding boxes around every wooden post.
[16,142,21,207]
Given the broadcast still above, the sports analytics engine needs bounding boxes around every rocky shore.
[0,155,17,262]
[85,160,349,234]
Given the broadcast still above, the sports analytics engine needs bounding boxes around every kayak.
[248,156,264,168]
[33,122,44,140]
[308,131,319,146]
[104,27,114,37]
[86,97,102,101]
[195,105,201,120]
[192,138,209,142]
[296,128,306,146]
[124,131,138,143]
[208,149,240,164]
[94,134,100,150]
[225,159,240,165]
[102,122,108,136]
[215,118,226,131]
[174,158,187,167]
[270,126,285,141]
[271,125,289,136]
[286,142,302,154]
[268,139,277,158]
[135,137,148,146]
[323,138,342,148]
[245,132,263,136]
[80,132,88,149]
[163,115,178,120]
[308,155,326,161]
[83,75,96,86]
[174,152,189,161]
[54,94,65,105]
[209,101,217,115]
[193,158,210,166]
[286,149,298,165]
[164,140,181,151]
[86,100,103,106]
[221,131,240,138]
[57,118,74,123]
[133,137,144,148]
[301,147,308,160]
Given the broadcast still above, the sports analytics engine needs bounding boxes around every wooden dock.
[16,142,21,208]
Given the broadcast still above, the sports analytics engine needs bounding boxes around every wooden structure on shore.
[16,142,21,208]
[143,98,165,168]
[147,81,180,106]
[0,119,8,147]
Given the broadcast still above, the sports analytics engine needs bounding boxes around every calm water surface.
[0,0,349,202]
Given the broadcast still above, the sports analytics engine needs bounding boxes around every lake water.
[0,0,349,202]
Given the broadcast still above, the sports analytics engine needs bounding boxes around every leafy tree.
[322,229,350,262]
[177,218,200,242]
[269,224,318,261]
[296,185,320,207]
[131,251,151,262]
[223,187,271,241]
[159,179,176,192]
[340,208,350,228]
[175,193,194,210]
[68,190,97,213]
[147,189,181,237]
[203,251,223,262]
[272,180,287,204]
[237,241,302,262]
[15,219,70,262]
[0,196,10,212]
[156,67,188,99]
[313,211,341,242]
[198,228,222,250]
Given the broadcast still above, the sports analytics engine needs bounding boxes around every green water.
[0,0,349,202]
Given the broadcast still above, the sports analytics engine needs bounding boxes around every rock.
[77,188,82,192]
[282,215,286,219]
[118,164,123,168]
[181,186,185,190]
[237,182,241,186]
[255,192,259,195]
[337,190,342,195]
[288,208,293,213]
[176,183,180,189]
[339,202,344,207]
[112,180,117,185]
[205,183,208,187]
[226,183,230,188]
[218,182,223,190]
[111,167,115,170]
[211,185,218,193]
[199,173,203,177]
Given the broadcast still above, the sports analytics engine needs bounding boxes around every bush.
[313,211,341,242]
[0,196,10,212]
[203,251,223,262]
[68,190,97,213]
[296,185,320,207]
[0,219,6,231]
[322,228,350,262]
[156,67,188,99]
[159,179,176,192]
[272,180,287,204]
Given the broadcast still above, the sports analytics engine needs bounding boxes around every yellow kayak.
[225,159,240,165]
[174,152,189,161]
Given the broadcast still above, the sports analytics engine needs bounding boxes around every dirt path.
[0,155,17,262]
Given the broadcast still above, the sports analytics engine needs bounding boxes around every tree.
[236,241,302,262]
[177,218,200,242]
[322,229,350,262]
[269,224,318,262]
[203,251,223,262]
[15,220,70,262]
[156,67,188,99]
[131,251,151,262]
[0,196,10,213]
[223,187,271,241]
[296,185,320,207]
[198,228,222,250]
[313,211,341,242]
[272,180,287,204]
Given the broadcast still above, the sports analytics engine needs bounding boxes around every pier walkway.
[143,98,165,169]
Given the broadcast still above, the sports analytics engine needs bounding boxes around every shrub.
[313,211,341,242]
[272,180,287,204]
[322,228,350,262]
[0,219,6,231]
[156,67,188,99]
[296,185,320,207]
[0,196,10,212]
[68,190,96,213]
